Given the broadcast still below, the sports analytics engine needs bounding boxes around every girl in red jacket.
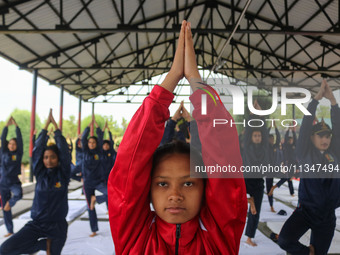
[108,20,247,255]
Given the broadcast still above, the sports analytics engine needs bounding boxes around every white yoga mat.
[239,225,285,255]
[81,202,109,220]
[0,219,29,245]
[37,220,115,255]
[68,188,86,200]
[260,199,294,223]
[19,200,87,222]
[272,185,299,204]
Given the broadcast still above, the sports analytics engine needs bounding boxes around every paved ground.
[1,179,340,254]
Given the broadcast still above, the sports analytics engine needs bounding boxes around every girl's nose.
[168,188,183,202]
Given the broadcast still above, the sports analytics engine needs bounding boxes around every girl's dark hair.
[9,138,17,144]
[44,144,59,159]
[89,136,98,143]
[152,140,206,178]
[103,140,111,146]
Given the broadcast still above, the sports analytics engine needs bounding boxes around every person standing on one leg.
[0,116,23,237]
[101,121,116,184]
[0,110,71,255]
[82,118,108,237]
[266,121,281,212]
[283,126,298,196]
[278,80,340,255]
[243,101,269,247]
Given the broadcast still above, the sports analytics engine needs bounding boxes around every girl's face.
[43,150,59,169]
[103,143,110,151]
[88,138,97,150]
[151,153,204,224]
[311,133,331,151]
[8,139,17,152]
[251,131,262,144]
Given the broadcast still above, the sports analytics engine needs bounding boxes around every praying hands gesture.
[161,20,203,93]
[44,109,58,131]
[314,80,337,105]
[6,116,17,127]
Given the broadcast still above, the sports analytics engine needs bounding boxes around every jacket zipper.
[175,224,181,255]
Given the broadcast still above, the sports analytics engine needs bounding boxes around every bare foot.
[90,195,96,210]
[246,237,257,247]
[291,194,295,197]
[309,244,315,255]
[89,232,97,237]
[3,233,13,238]
[270,206,276,213]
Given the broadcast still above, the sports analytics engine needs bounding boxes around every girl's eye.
[158,182,167,187]
[184,182,193,187]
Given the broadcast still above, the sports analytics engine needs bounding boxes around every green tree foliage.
[62,115,78,138]
[0,111,128,164]
[80,115,127,139]
[316,105,331,119]
[81,114,105,135]
[3,109,42,164]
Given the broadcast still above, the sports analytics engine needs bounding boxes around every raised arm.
[292,129,297,146]
[32,129,48,177]
[108,130,114,151]
[323,81,340,159]
[108,21,186,255]
[284,129,290,144]
[159,118,177,146]
[1,126,8,153]
[296,82,323,159]
[185,22,246,254]
[82,127,90,151]
[54,130,71,182]
[274,122,281,147]
[95,124,103,151]
[15,126,23,158]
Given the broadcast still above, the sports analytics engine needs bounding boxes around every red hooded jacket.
[108,85,247,254]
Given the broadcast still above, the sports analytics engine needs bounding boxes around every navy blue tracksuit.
[102,131,116,184]
[0,129,71,255]
[283,129,297,195]
[159,118,188,146]
[82,127,108,233]
[278,99,340,255]
[243,116,269,238]
[70,138,83,182]
[0,126,23,234]
[266,127,281,207]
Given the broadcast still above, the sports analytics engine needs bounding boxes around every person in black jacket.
[160,101,191,146]
[243,101,269,247]
[102,121,116,184]
[283,126,298,196]
[70,134,83,182]
[278,80,340,255]
[0,116,23,237]
[266,121,281,212]
[0,110,71,255]
[82,118,108,237]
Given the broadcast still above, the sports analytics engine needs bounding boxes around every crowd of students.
[0,19,339,255]
[241,79,340,255]
[0,110,116,254]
